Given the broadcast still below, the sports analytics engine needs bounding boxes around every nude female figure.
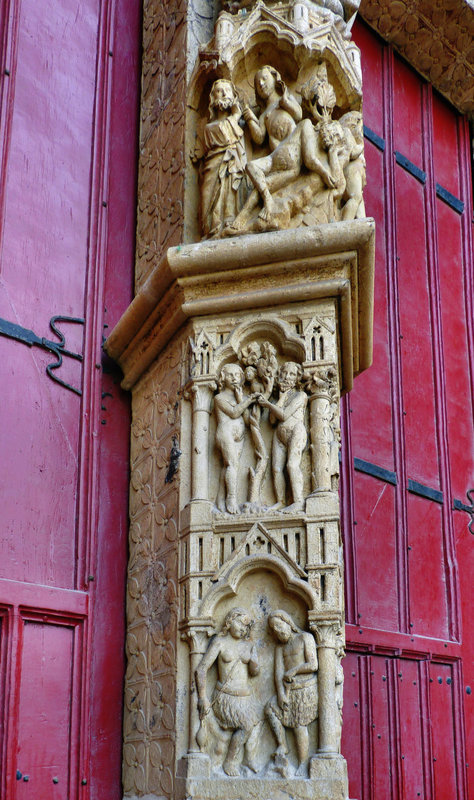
[215,363,256,513]
[243,65,302,154]
[195,608,260,775]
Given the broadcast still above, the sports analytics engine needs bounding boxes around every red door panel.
[392,55,424,168]
[432,95,461,198]
[397,659,426,800]
[429,662,459,799]
[395,170,440,489]
[370,656,395,800]
[350,143,394,470]
[0,0,140,796]
[353,474,398,630]
[341,652,364,800]
[406,497,449,640]
[346,19,473,800]
[15,620,78,799]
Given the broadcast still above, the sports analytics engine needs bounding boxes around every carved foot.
[225,498,241,515]
[269,501,285,512]
[282,500,305,514]
[274,751,289,778]
[245,757,259,773]
[221,222,246,237]
[258,201,276,222]
[223,759,241,777]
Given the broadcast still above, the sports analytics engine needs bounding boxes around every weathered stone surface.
[107,218,374,799]
[360,0,474,116]
[188,3,366,240]
[109,2,378,798]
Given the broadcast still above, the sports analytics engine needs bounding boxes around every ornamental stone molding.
[107,221,375,800]
[360,0,474,116]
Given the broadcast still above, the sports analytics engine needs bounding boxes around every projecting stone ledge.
[105,219,375,395]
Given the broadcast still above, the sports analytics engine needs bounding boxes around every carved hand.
[197,696,211,719]
[242,106,258,124]
[283,668,297,683]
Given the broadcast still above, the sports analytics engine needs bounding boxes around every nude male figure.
[266,610,318,776]
[257,362,308,511]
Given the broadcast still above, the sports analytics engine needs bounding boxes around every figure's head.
[222,607,253,639]
[240,341,261,366]
[268,610,299,642]
[320,120,344,150]
[278,362,301,392]
[254,65,281,106]
[245,365,257,383]
[339,110,363,143]
[219,363,244,390]
[209,79,237,118]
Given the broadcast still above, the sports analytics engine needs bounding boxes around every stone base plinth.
[177,774,348,800]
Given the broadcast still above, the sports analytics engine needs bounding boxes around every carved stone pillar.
[106,3,374,799]
[309,389,332,493]
[310,621,341,755]
[186,380,216,502]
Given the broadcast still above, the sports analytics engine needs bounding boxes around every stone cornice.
[360,0,474,116]
[105,220,375,394]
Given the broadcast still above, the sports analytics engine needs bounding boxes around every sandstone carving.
[195,608,261,776]
[257,362,308,512]
[190,1,366,239]
[214,363,256,513]
[195,79,247,238]
[241,340,278,505]
[109,0,377,796]
[266,610,318,777]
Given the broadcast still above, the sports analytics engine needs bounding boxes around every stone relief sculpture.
[266,610,319,777]
[196,68,367,237]
[243,65,303,153]
[191,1,366,240]
[195,608,261,775]
[194,79,247,238]
[257,362,308,512]
[214,363,256,514]
[240,341,278,505]
[212,345,342,513]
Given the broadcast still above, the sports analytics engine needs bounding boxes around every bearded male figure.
[197,79,247,237]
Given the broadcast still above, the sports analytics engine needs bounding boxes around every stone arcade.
[106,2,375,799]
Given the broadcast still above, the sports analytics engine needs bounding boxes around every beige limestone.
[360,0,474,117]
[106,218,374,800]
[108,3,377,799]
[187,2,367,241]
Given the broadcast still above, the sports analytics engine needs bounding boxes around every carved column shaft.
[189,382,215,502]
[313,624,340,755]
[310,391,332,492]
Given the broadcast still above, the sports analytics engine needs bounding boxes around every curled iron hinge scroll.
[467,490,474,535]
[0,314,84,395]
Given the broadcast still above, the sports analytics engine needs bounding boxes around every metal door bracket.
[0,314,84,395]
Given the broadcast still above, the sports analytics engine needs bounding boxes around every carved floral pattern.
[123,339,184,797]
[135,0,187,290]
[361,0,474,113]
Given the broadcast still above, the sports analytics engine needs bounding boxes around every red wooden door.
[0,0,140,796]
[341,20,474,800]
